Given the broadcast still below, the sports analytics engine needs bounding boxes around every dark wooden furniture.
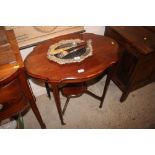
[0,27,46,128]
[104,26,155,102]
[24,33,119,125]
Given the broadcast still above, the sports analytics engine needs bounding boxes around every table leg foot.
[41,123,46,129]
[61,122,66,125]
[120,91,129,102]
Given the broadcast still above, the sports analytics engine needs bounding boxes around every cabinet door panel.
[116,50,137,85]
[133,54,155,84]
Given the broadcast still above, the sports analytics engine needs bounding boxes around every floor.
[23,76,155,129]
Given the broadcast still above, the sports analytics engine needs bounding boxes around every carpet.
[23,76,155,129]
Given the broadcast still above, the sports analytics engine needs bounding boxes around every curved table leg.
[50,82,65,125]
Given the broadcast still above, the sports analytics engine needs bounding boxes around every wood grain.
[24,32,119,125]
[105,26,155,102]
[24,33,119,83]
[0,27,46,128]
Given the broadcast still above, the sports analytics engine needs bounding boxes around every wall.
[84,26,105,35]
[20,26,105,96]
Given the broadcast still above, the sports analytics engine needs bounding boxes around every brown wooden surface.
[0,69,29,121]
[0,27,8,45]
[24,33,119,83]
[105,26,155,102]
[24,33,119,125]
[0,27,46,128]
[144,26,155,33]
[0,28,16,66]
[109,26,155,55]
[0,27,24,81]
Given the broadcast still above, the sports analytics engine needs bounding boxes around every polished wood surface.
[109,26,155,55]
[24,33,119,125]
[105,26,155,102]
[0,69,28,121]
[0,27,23,81]
[25,33,119,83]
[0,27,46,128]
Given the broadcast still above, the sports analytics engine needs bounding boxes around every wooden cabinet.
[0,27,46,128]
[105,26,155,102]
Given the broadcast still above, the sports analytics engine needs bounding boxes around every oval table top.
[24,33,119,83]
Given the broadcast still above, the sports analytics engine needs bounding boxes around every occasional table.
[24,33,119,125]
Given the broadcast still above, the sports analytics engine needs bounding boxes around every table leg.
[45,82,51,99]
[29,99,46,129]
[99,74,110,108]
[50,82,65,125]
[19,70,46,129]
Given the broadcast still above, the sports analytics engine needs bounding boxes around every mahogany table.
[24,33,119,125]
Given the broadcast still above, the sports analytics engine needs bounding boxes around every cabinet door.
[116,50,138,85]
[151,70,155,81]
[133,53,155,85]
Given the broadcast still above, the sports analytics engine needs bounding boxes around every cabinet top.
[109,26,155,55]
